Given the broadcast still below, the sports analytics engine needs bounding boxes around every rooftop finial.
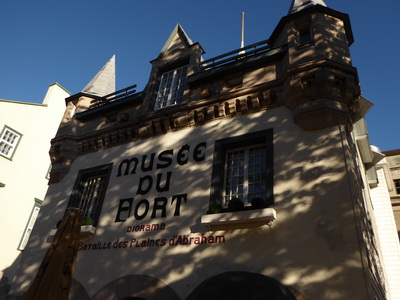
[288,0,327,14]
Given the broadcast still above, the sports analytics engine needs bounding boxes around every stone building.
[8,0,400,299]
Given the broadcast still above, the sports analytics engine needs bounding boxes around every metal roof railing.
[89,84,137,109]
[199,39,271,71]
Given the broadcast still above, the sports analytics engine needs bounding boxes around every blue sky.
[1,1,399,151]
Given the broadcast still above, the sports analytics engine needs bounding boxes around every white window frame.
[19,199,42,250]
[46,163,52,179]
[154,65,188,110]
[0,126,22,160]
[224,144,268,206]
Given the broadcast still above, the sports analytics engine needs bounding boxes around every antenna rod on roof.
[239,12,245,55]
[241,12,245,49]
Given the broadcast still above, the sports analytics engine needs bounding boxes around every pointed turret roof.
[82,55,116,97]
[288,0,327,14]
[159,24,193,55]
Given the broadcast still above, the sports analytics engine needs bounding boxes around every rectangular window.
[0,126,22,159]
[154,66,187,110]
[298,26,312,45]
[211,129,274,209]
[46,164,52,179]
[394,179,400,194]
[224,145,268,205]
[19,199,42,250]
[295,19,313,46]
[67,164,113,227]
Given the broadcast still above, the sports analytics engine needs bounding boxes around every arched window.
[187,271,301,300]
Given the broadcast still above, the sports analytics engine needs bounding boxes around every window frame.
[295,19,313,46]
[154,65,188,110]
[67,163,113,227]
[0,125,22,160]
[210,129,274,210]
[394,179,400,194]
[224,144,269,206]
[18,198,43,251]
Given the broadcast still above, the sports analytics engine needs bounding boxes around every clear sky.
[1,1,399,151]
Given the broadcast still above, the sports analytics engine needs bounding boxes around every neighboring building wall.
[0,83,70,283]
[369,155,400,300]
[383,149,400,239]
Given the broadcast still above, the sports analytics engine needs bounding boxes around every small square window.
[296,22,313,46]
[0,126,22,160]
[67,164,113,227]
[394,179,400,194]
[154,66,188,110]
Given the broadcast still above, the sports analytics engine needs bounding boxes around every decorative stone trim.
[74,89,274,156]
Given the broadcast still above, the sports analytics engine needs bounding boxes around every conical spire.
[82,55,116,97]
[288,0,327,14]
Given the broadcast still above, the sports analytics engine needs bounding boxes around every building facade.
[8,1,399,299]
[382,149,400,239]
[0,83,70,287]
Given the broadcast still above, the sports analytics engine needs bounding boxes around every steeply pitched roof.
[158,24,194,57]
[288,0,327,14]
[82,55,116,97]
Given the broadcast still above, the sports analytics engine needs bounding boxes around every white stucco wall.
[370,159,400,300]
[0,83,70,281]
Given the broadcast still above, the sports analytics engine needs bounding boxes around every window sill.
[49,225,96,239]
[80,225,96,237]
[201,208,276,230]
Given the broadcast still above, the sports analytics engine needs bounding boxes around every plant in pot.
[228,197,244,211]
[81,216,93,226]
[209,202,223,214]
[251,196,266,209]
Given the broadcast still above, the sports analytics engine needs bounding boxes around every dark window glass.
[210,129,274,209]
[67,164,113,226]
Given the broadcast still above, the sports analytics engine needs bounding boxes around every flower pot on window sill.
[80,225,96,237]
[201,208,276,231]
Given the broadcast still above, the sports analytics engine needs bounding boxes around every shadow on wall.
[68,272,307,300]
[8,114,366,300]
[0,251,24,300]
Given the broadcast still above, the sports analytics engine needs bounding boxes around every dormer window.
[154,65,188,110]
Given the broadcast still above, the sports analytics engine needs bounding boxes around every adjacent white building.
[0,83,70,284]
[369,148,400,299]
